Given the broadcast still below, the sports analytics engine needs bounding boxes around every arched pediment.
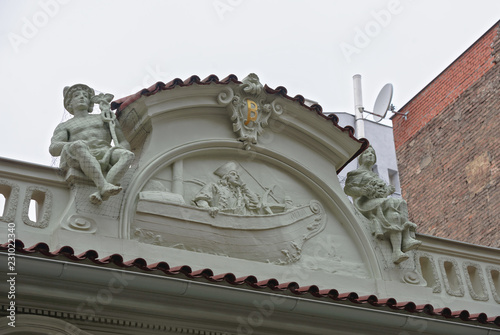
[121,139,381,278]
[114,73,383,281]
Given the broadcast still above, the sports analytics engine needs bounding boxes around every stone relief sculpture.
[344,146,421,264]
[193,161,296,217]
[49,84,134,205]
[193,161,263,217]
[133,160,326,264]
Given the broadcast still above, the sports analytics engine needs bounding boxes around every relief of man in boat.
[193,161,293,217]
[134,160,326,264]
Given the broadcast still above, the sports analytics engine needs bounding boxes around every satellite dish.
[371,83,393,122]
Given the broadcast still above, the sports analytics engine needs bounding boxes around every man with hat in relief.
[193,161,260,217]
[49,84,134,205]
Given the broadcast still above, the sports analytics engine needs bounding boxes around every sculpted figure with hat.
[49,84,134,204]
[193,161,261,217]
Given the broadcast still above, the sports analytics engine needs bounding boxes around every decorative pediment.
[109,73,378,277]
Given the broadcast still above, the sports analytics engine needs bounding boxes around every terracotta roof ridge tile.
[292,94,305,104]
[147,261,170,271]
[209,272,236,283]
[356,294,379,304]
[264,85,288,97]
[275,281,300,292]
[168,265,192,275]
[316,288,339,299]
[201,74,220,83]
[236,275,257,285]
[488,316,500,326]
[337,292,359,302]
[164,78,185,89]
[183,75,201,85]
[253,278,279,289]
[415,304,434,314]
[189,268,214,278]
[219,74,240,84]
[401,301,417,312]
[468,312,489,324]
[123,257,149,269]
[371,297,397,309]
[99,253,125,266]
[433,307,453,318]
[77,249,99,261]
[24,242,52,255]
[293,285,319,295]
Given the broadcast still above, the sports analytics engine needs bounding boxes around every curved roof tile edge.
[2,240,498,328]
[109,74,369,173]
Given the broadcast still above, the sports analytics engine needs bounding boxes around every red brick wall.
[393,23,498,150]
[393,22,499,248]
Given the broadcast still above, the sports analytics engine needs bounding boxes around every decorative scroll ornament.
[225,73,284,150]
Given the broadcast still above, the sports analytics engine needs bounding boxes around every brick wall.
[393,22,499,248]
[393,23,498,150]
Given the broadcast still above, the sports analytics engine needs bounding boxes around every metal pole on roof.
[353,74,365,139]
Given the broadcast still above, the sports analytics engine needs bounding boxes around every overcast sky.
[1,0,498,166]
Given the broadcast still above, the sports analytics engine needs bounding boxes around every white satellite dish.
[358,83,393,122]
[371,83,393,122]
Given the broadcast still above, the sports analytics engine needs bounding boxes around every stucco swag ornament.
[344,147,421,264]
[49,84,134,205]
[218,73,284,150]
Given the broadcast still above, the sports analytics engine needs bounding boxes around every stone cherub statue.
[49,84,134,205]
[344,146,421,264]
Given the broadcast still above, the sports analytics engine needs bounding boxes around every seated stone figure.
[49,84,134,205]
[344,146,421,264]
